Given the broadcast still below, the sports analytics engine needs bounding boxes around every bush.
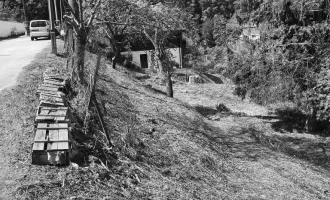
[215,103,231,113]
[271,103,306,132]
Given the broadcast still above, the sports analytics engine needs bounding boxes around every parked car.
[30,20,50,41]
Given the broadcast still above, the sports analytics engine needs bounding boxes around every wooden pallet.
[37,91,64,98]
[32,73,72,166]
[35,107,68,122]
[36,87,62,95]
[44,79,66,86]
[40,94,64,103]
[32,122,71,165]
[41,84,64,89]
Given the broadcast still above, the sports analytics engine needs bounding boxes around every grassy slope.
[2,42,330,199]
[0,43,66,199]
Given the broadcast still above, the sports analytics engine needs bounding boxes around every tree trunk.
[112,51,120,69]
[166,72,173,98]
[73,29,87,83]
[155,49,163,73]
[305,108,317,132]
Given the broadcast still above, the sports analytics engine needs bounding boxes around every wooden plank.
[40,100,65,107]
[44,75,64,80]
[44,78,65,83]
[39,109,49,115]
[44,80,65,86]
[38,86,59,92]
[38,92,63,98]
[34,129,47,142]
[37,110,67,116]
[34,140,69,143]
[35,116,66,121]
[32,142,45,151]
[47,109,67,116]
[37,123,48,128]
[40,95,63,102]
[39,107,68,110]
[41,84,63,88]
[57,123,69,128]
[44,77,64,81]
[57,142,69,150]
[58,129,69,141]
[47,142,58,150]
[54,117,66,121]
[37,91,63,97]
[37,123,69,129]
[49,130,59,141]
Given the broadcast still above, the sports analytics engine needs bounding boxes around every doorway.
[140,54,148,68]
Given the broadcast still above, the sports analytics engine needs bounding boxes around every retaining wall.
[0,20,25,38]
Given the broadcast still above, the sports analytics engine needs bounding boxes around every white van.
[30,20,50,41]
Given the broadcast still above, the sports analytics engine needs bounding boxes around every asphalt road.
[0,36,50,91]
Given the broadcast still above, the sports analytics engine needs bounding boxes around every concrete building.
[120,31,185,70]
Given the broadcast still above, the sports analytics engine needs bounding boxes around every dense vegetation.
[0,0,48,22]
[173,0,330,134]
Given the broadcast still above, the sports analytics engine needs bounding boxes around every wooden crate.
[39,100,65,107]
[32,150,69,165]
[32,123,71,165]
[43,79,66,87]
[35,107,69,123]
[40,94,64,103]
[39,94,65,107]
[37,90,64,98]
[37,85,61,92]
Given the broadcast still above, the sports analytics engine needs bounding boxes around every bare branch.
[87,0,101,27]
[79,0,83,23]
[63,15,80,33]
[62,0,80,23]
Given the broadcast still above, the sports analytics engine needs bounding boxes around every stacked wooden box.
[32,72,72,165]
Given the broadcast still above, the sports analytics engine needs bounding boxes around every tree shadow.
[201,73,223,84]
[195,105,218,116]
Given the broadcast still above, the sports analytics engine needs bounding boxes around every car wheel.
[31,37,34,41]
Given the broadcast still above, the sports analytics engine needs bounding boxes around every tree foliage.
[0,0,48,22]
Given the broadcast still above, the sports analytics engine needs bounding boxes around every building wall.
[0,21,25,38]
[242,27,260,40]
[121,47,182,69]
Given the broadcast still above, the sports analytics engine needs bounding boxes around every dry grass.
[4,42,330,200]
[0,40,67,199]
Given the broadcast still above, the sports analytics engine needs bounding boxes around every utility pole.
[22,0,29,35]
[48,0,57,55]
[54,0,59,21]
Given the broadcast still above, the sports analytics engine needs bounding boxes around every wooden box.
[35,107,69,123]
[32,123,71,165]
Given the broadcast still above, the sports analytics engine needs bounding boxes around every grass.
[2,40,330,199]
[0,39,66,199]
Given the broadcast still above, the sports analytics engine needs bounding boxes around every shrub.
[215,103,231,113]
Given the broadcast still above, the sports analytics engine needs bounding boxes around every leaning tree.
[95,0,140,69]
[137,2,190,97]
[62,0,101,83]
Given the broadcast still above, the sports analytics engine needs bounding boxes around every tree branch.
[87,0,101,27]
[63,15,80,33]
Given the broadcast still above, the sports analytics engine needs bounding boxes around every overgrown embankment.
[3,43,330,199]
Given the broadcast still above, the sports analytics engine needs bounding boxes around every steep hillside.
[5,44,330,199]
